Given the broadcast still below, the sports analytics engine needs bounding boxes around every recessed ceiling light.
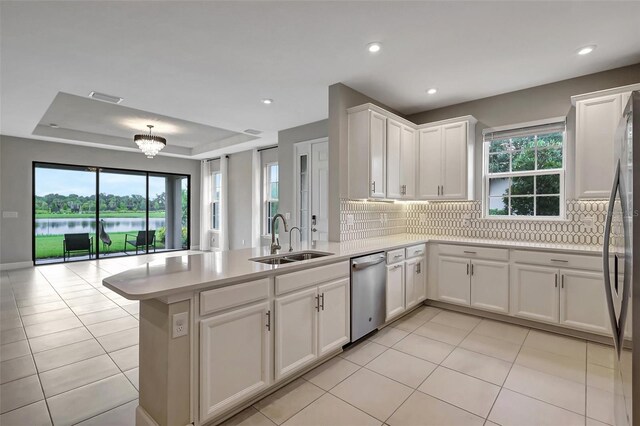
[367,42,382,53]
[261,98,273,105]
[426,88,438,95]
[49,123,59,128]
[577,45,596,55]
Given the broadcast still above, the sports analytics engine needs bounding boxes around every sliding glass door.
[33,162,190,264]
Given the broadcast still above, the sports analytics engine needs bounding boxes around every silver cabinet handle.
[315,295,320,312]
[266,310,271,331]
[555,274,558,288]
[466,263,469,275]
[393,254,403,259]
[463,251,476,254]
[550,259,568,263]
[414,250,423,255]
[561,275,564,289]
[416,263,421,274]
[320,293,325,311]
[371,181,376,194]
[471,264,474,276]
[391,264,402,270]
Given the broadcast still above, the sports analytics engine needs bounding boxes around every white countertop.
[103,234,602,301]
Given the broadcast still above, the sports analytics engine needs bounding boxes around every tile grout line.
[5,269,55,426]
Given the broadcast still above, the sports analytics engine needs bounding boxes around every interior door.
[311,142,329,241]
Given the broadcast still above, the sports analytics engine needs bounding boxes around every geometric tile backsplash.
[341,198,608,246]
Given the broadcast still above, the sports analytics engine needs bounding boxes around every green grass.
[35,232,167,259]
[35,211,166,219]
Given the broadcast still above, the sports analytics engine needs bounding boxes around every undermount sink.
[250,251,333,265]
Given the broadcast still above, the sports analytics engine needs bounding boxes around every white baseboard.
[0,261,33,271]
[135,405,160,426]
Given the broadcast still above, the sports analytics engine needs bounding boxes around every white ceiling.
[1,1,640,159]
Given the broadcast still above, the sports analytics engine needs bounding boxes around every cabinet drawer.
[405,244,426,259]
[387,249,405,264]
[511,250,601,271]
[200,278,270,316]
[438,244,508,261]
[275,261,349,295]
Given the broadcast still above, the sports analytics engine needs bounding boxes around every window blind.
[483,119,566,142]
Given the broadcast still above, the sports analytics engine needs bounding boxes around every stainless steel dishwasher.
[350,252,386,342]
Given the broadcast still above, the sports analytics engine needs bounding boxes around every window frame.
[482,120,567,220]
[211,171,221,230]
[263,162,279,235]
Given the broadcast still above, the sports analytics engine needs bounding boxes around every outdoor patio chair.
[63,233,94,261]
[124,230,156,254]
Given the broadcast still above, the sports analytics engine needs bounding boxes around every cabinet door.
[414,257,427,304]
[576,94,622,199]
[318,278,350,356]
[405,258,419,310]
[274,287,318,380]
[417,127,442,199]
[200,302,271,422]
[386,119,402,199]
[370,111,387,198]
[437,256,470,306]
[386,263,405,321]
[470,260,509,314]
[401,125,417,199]
[511,264,559,323]
[441,121,467,199]
[560,270,610,335]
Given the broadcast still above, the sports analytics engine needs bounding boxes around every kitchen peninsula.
[104,234,604,426]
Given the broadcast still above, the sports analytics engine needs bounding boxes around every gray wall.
[0,135,201,265]
[278,119,328,230]
[227,150,254,250]
[407,63,640,198]
[328,83,402,241]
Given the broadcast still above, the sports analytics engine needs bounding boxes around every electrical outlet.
[582,215,595,232]
[347,214,354,227]
[172,312,188,338]
[462,213,471,227]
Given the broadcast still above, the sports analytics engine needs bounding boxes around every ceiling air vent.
[88,91,123,104]
[244,129,262,135]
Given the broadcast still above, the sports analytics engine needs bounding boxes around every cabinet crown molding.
[571,83,640,106]
[346,103,477,129]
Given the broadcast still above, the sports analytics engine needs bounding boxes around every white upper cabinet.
[417,118,475,201]
[387,119,416,200]
[348,108,387,199]
[573,84,640,199]
[348,103,475,201]
[417,127,442,199]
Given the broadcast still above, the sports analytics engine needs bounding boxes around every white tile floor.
[0,255,624,426]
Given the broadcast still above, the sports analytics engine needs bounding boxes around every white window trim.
[482,122,567,221]
[212,171,221,230]
[262,162,279,236]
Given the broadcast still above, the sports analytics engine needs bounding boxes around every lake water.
[35,217,166,235]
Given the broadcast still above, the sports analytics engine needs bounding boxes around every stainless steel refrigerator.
[603,90,639,426]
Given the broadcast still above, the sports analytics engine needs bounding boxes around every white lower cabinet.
[274,287,318,380]
[386,262,406,321]
[275,278,350,380]
[470,260,509,314]
[200,301,271,422]
[437,256,471,306]
[318,278,351,356]
[560,269,610,334]
[510,264,559,323]
[405,257,426,310]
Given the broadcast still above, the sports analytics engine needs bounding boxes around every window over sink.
[483,118,566,219]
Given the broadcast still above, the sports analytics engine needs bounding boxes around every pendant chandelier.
[134,125,166,158]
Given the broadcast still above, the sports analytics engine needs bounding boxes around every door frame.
[293,137,328,244]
